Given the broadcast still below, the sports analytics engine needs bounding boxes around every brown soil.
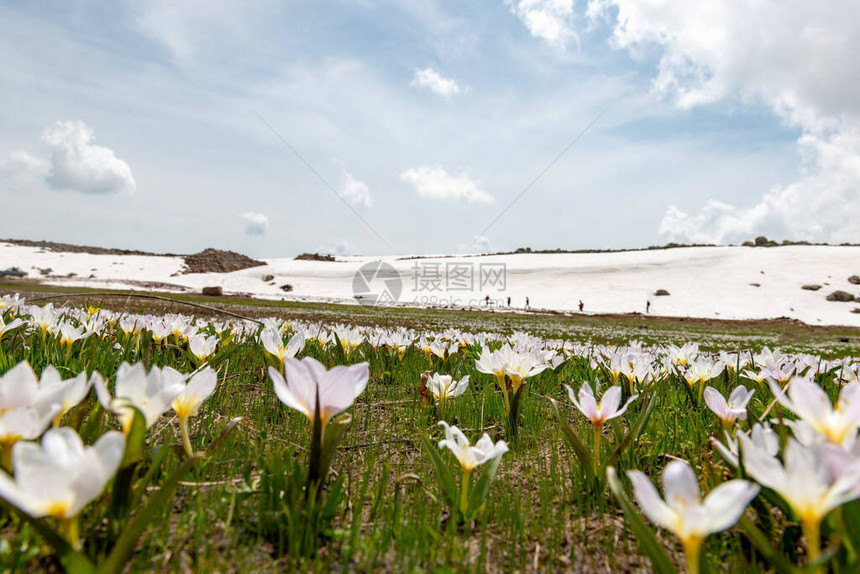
[181,248,265,274]
[1,238,177,256]
[294,252,336,262]
[3,239,266,275]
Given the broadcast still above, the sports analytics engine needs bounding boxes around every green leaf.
[466,454,503,520]
[98,454,201,574]
[603,392,657,470]
[331,332,347,365]
[548,397,595,484]
[840,499,860,560]
[0,499,95,574]
[677,375,698,406]
[317,413,351,484]
[205,416,246,458]
[130,444,170,509]
[308,385,324,486]
[606,467,677,574]
[737,515,802,574]
[418,432,458,510]
[120,406,147,468]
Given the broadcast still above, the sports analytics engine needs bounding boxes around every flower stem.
[803,517,822,572]
[179,415,194,457]
[460,468,472,518]
[593,423,602,476]
[0,443,12,473]
[59,516,81,550]
[682,537,702,574]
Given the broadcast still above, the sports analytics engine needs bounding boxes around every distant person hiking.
[525,296,530,309]
[578,300,584,312]
[507,296,511,307]
[646,300,651,313]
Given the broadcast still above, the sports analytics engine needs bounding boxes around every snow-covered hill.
[2,242,859,326]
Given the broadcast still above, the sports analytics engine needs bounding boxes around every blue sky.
[1,1,856,257]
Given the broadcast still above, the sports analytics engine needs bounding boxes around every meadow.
[1,287,859,573]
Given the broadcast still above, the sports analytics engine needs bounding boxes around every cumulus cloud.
[400,165,495,203]
[335,161,372,208]
[506,0,577,48]
[661,126,860,244]
[410,68,464,97]
[40,121,136,195]
[241,211,269,235]
[459,235,493,254]
[588,0,860,243]
[317,240,358,256]
[2,121,135,196]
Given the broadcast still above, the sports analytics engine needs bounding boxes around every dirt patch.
[2,239,266,276]
[182,249,265,274]
[294,252,336,262]
[1,238,177,256]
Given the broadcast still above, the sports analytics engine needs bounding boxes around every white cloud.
[335,162,372,208]
[459,234,493,253]
[0,150,49,192]
[410,68,464,97]
[2,121,135,195]
[134,0,262,62]
[506,0,577,48]
[588,0,860,243]
[241,211,269,235]
[660,126,860,244]
[317,240,358,256]
[400,165,495,203]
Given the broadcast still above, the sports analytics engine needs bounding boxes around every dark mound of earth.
[183,249,265,274]
[294,252,336,262]
[1,238,176,256]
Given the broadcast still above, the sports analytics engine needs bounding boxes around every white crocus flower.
[334,327,365,355]
[188,333,218,363]
[0,316,24,341]
[150,321,171,344]
[565,381,638,472]
[260,328,305,363]
[0,362,65,468]
[0,428,124,548]
[741,434,860,563]
[437,421,508,473]
[768,377,860,447]
[171,368,217,456]
[58,321,93,349]
[269,356,369,427]
[628,460,759,574]
[565,382,638,427]
[711,422,779,468]
[426,373,469,404]
[38,366,93,425]
[94,363,185,434]
[475,346,507,388]
[704,385,755,428]
[666,342,699,367]
[504,349,549,390]
[27,303,57,336]
[683,357,725,387]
